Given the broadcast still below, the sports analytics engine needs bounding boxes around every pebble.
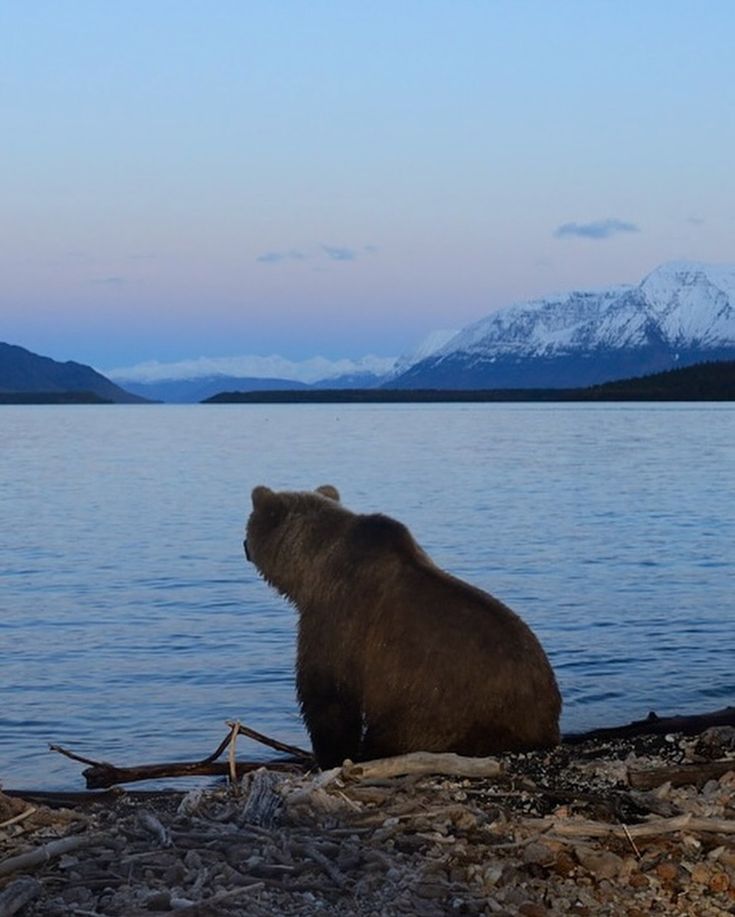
[691,862,711,884]
[523,841,554,866]
[574,847,623,879]
[655,860,678,882]
[518,902,547,916]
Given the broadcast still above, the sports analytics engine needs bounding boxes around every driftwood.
[240,769,284,827]
[628,757,735,790]
[123,884,267,917]
[525,812,735,839]
[51,746,305,789]
[564,705,735,744]
[339,751,503,782]
[50,724,311,789]
[0,877,41,917]
[0,806,36,831]
[226,721,312,760]
[0,833,101,878]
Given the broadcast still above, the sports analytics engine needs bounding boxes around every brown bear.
[244,484,561,768]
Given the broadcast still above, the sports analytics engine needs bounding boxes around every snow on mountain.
[105,352,398,385]
[639,261,735,346]
[392,261,735,389]
[103,331,459,400]
[388,329,460,378]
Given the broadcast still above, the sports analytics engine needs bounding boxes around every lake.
[1,403,733,789]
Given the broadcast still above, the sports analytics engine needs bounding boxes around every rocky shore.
[2,728,734,916]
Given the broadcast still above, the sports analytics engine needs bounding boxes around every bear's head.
[244,484,343,601]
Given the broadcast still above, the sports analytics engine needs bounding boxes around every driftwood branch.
[227,721,313,760]
[628,757,735,790]
[51,723,310,789]
[0,806,37,831]
[0,834,101,878]
[81,757,303,790]
[524,812,735,840]
[564,706,735,744]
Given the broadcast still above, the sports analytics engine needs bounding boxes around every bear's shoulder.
[349,512,418,557]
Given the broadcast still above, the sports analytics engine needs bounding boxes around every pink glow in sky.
[1,1,733,369]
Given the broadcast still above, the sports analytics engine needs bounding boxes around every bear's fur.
[245,485,561,768]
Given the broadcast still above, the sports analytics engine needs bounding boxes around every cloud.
[322,245,357,262]
[93,276,126,286]
[256,244,371,265]
[686,216,705,226]
[553,218,639,240]
[255,249,306,264]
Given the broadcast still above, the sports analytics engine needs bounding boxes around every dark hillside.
[204,360,735,403]
[585,359,735,400]
[0,342,148,403]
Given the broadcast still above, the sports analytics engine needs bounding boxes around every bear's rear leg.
[360,718,408,762]
[297,671,362,769]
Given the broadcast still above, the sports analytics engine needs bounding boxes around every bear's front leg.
[297,667,362,769]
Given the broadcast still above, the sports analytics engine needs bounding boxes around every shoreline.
[2,728,734,915]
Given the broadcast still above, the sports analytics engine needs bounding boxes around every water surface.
[1,403,733,788]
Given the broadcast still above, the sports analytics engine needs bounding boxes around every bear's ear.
[251,485,279,510]
[315,484,340,502]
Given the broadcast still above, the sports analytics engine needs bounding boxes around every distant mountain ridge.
[118,371,396,403]
[390,262,735,389]
[205,359,735,403]
[120,375,309,403]
[0,342,147,403]
[109,332,456,402]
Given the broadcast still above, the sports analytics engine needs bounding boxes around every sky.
[2,1,734,373]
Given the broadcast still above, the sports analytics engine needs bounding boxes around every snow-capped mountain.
[386,329,460,379]
[105,330,459,401]
[105,352,397,386]
[105,353,399,401]
[391,262,735,389]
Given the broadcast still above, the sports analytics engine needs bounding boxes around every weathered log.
[0,834,101,878]
[240,769,283,827]
[524,812,735,839]
[339,751,503,782]
[627,757,735,790]
[0,877,41,917]
[564,706,735,744]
